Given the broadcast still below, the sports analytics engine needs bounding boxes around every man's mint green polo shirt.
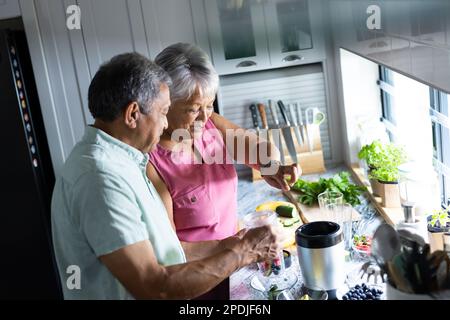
[51,126,186,299]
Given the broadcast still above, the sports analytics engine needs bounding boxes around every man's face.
[138,83,170,153]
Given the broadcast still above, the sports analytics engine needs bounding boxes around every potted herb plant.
[427,207,450,252]
[358,140,388,196]
[362,142,407,207]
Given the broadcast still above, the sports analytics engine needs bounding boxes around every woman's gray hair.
[88,52,171,121]
[154,43,219,103]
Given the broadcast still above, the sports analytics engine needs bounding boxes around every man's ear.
[123,102,140,129]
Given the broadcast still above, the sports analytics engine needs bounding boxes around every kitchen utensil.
[397,228,426,251]
[268,99,285,164]
[295,221,346,299]
[296,102,307,146]
[372,224,401,271]
[249,104,260,132]
[304,107,325,153]
[277,100,298,163]
[288,103,303,146]
[256,103,274,162]
[244,211,298,292]
[358,261,387,284]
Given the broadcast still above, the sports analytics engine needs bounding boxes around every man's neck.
[93,120,138,151]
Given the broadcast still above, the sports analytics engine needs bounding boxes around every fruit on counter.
[341,283,383,300]
[353,235,372,253]
[259,256,283,277]
[298,294,311,300]
[275,205,294,218]
[256,201,296,213]
[279,217,300,227]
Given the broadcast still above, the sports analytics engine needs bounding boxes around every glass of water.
[325,203,353,251]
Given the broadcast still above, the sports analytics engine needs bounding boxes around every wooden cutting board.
[282,189,361,224]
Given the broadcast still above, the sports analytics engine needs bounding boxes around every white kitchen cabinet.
[264,0,325,68]
[0,0,20,19]
[198,0,325,75]
[204,0,271,74]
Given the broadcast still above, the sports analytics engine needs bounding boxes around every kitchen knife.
[288,102,304,146]
[277,100,298,163]
[257,103,271,143]
[296,102,309,152]
[249,104,260,132]
[268,99,285,165]
[257,103,276,166]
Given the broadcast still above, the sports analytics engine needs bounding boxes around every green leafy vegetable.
[292,171,366,206]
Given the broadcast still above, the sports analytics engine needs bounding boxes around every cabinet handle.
[282,54,304,62]
[236,60,257,68]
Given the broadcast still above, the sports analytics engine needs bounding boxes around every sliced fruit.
[275,205,294,218]
[280,217,300,227]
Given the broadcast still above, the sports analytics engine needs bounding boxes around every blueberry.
[377,289,383,294]
[366,293,373,299]
[362,283,367,289]
[342,295,348,300]
[361,293,366,299]
[371,288,377,295]
[355,285,361,289]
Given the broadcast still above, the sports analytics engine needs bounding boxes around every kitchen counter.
[232,164,386,300]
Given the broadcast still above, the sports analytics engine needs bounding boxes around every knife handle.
[277,100,291,126]
[269,100,280,126]
[288,103,298,126]
[257,103,269,129]
[296,102,304,125]
[249,104,259,129]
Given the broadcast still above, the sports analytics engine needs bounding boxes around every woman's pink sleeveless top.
[148,119,238,241]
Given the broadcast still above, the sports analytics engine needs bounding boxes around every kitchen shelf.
[349,164,404,226]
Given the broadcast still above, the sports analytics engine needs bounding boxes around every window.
[379,66,450,205]
[430,89,450,205]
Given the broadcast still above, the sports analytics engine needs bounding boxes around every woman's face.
[166,89,215,138]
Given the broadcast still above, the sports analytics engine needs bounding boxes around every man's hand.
[237,225,282,266]
[262,163,301,191]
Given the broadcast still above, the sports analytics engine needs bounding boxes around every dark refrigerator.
[0,24,62,299]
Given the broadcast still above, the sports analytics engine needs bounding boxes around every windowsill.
[349,164,405,226]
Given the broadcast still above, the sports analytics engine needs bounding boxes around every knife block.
[252,124,326,181]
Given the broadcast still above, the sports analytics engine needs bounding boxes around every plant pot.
[369,178,382,197]
[427,224,449,252]
[379,180,400,208]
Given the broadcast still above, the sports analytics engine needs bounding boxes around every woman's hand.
[261,163,301,191]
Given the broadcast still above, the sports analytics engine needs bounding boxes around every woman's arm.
[210,112,279,169]
[211,113,301,190]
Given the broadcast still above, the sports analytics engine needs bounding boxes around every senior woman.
[147,42,301,247]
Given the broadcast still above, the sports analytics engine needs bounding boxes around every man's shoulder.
[60,141,127,184]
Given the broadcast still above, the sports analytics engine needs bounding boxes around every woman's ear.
[123,102,140,129]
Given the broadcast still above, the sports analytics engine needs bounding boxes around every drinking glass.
[243,211,297,293]
[325,203,353,251]
[318,190,343,212]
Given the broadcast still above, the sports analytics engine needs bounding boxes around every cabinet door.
[264,0,325,68]
[205,0,270,75]
[0,0,20,19]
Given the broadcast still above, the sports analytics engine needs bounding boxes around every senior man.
[51,52,280,299]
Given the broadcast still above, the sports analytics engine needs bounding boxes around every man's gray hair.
[88,52,171,121]
[154,43,219,103]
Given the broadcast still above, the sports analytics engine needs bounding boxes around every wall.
[19,0,197,176]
